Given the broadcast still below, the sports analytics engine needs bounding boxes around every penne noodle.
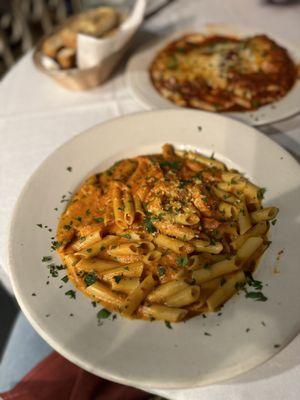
[63,254,82,288]
[133,195,145,220]
[238,203,252,235]
[112,184,126,228]
[140,304,188,322]
[219,201,235,219]
[243,243,269,271]
[108,243,140,257]
[153,221,196,241]
[213,186,239,205]
[100,262,144,281]
[122,275,157,316]
[244,182,260,205]
[72,231,101,251]
[217,180,246,194]
[192,239,223,254]
[192,259,239,284]
[85,281,124,309]
[57,144,278,323]
[235,237,264,267]
[176,150,226,170]
[207,270,246,311]
[173,213,200,226]
[147,280,189,303]
[231,221,268,250]
[74,235,118,258]
[165,285,200,307]
[250,207,279,223]
[76,258,120,274]
[154,234,195,254]
[110,277,140,294]
[123,190,135,225]
[221,171,244,183]
[143,250,161,265]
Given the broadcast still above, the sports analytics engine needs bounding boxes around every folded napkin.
[0,352,151,400]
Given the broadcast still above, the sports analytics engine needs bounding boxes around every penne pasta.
[85,281,124,309]
[238,203,252,235]
[76,258,120,274]
[165,285,200,307]
[122,275,157,316]
[74,235,118,258]
[57,144,278,323]
[154,234,194,254]
[100,262,144,282]
[147,280,189,303]
[192,259,239,284]
[153,221,196,241]
[235,237,264,267]
[176,150,226,170]
[192,240,223,254]
[207,270,246,311]
[250,207,279,223]
[112,184,126,228]
[140,304,188,322]
[110,277,140,294]
[143,250,161,265]
[72,230,101,251]
[231,221,268,250]
[133,194,145,220]
[123,190,135,225]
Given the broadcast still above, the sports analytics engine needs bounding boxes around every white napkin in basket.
[77,0,146,69]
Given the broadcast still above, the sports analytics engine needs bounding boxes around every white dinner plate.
[8,109,300,389]
[126,24,300,126]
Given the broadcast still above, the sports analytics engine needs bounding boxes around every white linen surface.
[0,0,300,398]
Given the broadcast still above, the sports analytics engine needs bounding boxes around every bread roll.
[56,47,76,69]
[42,34,64,58]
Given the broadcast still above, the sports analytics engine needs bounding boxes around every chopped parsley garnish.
[54,208,58,211]
[144,217,157,233]
[65,290,76,299]
[204,332,211,336]
[42,256,52,262]
[31,292,36,296]
[271,219,277,226]
[159,160,181,170]
[91,301,97,308]
[274,344,280,348]
[246,328,250,332]
[121,234,131,239]
[63,224,72,231]
[94,217,104,223]
[61,275,69,283]
[245,291,268,302]
[203,263,210,269]
[157,266,165,277]
[75,216,82,222]
[84,272,97,286]
[261,321,266,327]
[37,224,43,228]
[113,275,122,284]
[66,166,72,172]
[176,256,188,267]
[85,209,91,216]
[50,240,62,251]
[165,321,172,329]
[86,248,92,253]
[167,55,178,70]
[97,308,111,320]
[257,188,266,200]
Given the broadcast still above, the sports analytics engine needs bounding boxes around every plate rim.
[7,109,300,389]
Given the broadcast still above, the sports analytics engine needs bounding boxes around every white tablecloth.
[1,0,300,398]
